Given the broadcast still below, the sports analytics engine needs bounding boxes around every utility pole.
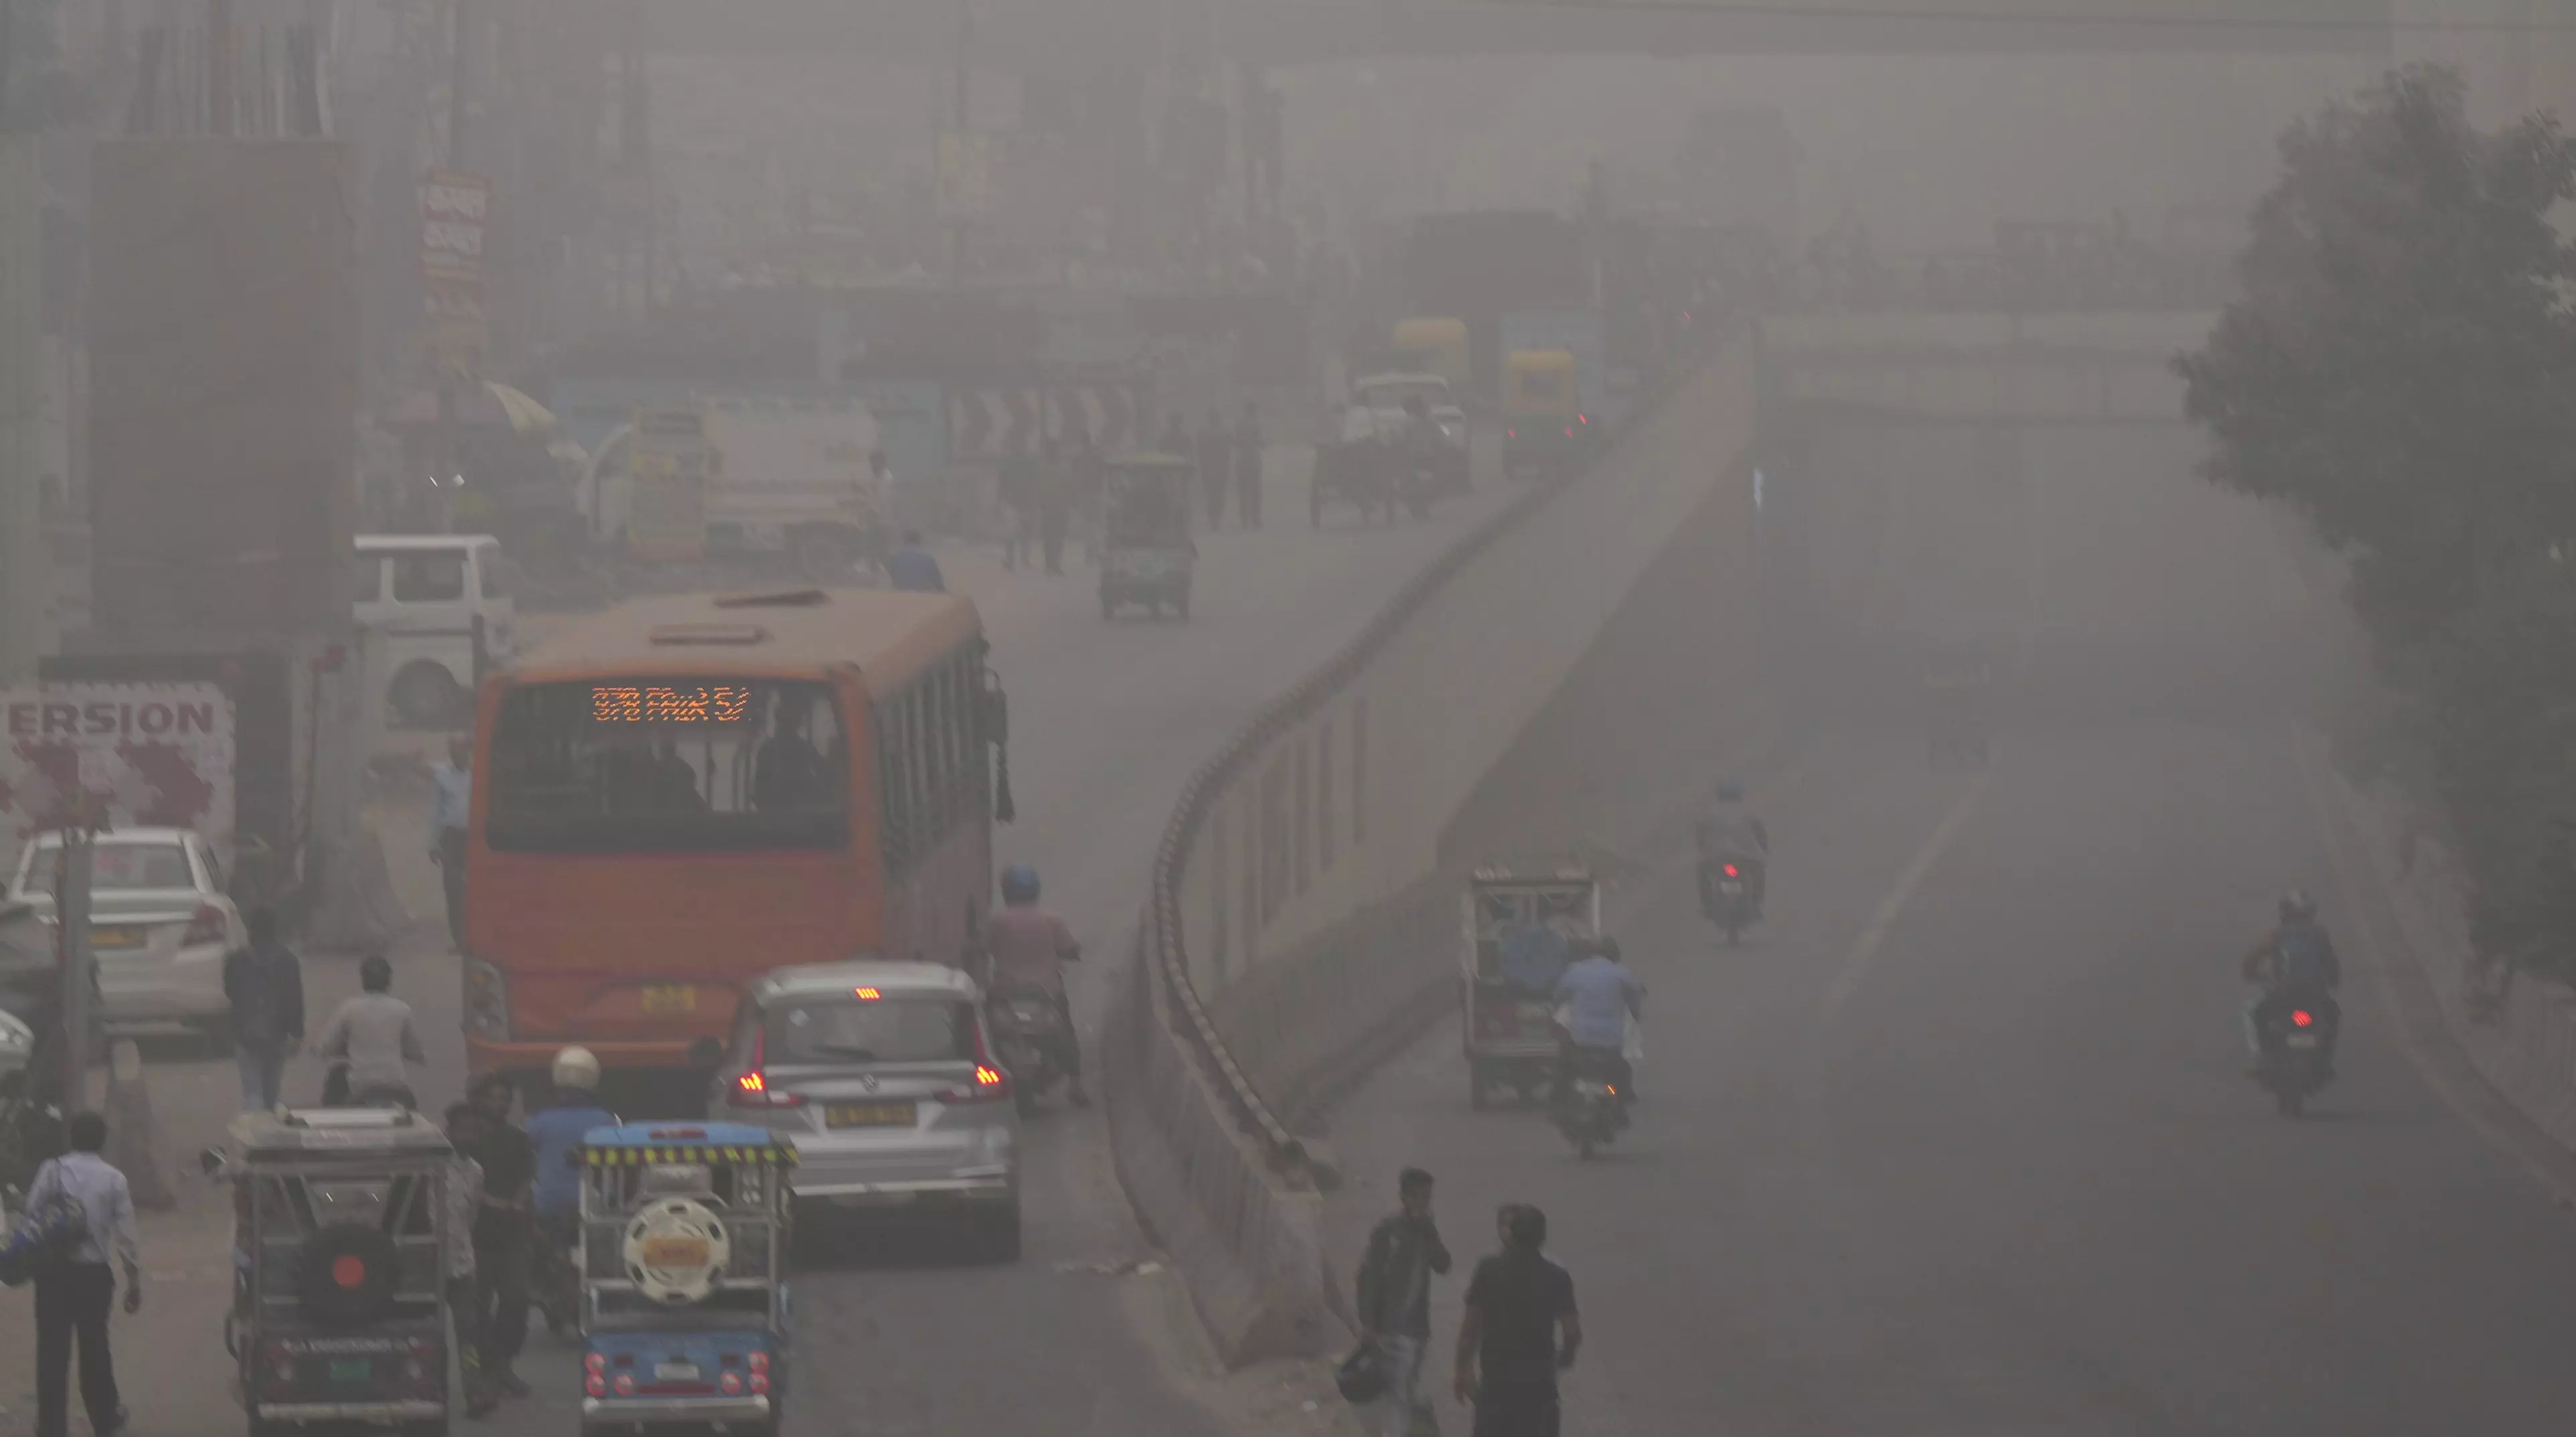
[54,825,96,1105]
[434,0,471,534]
[948,0,971,284]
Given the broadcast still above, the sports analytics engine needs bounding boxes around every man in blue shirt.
[1550,938,1642,1108]
[886,531,946,593]
[524,1046,616,1238]
[429,734,473,952]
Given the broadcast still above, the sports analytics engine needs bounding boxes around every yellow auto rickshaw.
[1501,349,1583,482]
[1391,318,1471,394]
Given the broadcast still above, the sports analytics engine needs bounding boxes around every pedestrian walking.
[1195,406,1232,529]
[1453,1205,1579,1437]
[1038,436,1074,577]
[1234,400,1265,529]
[467,1074,537,1398]
[314,954,427,1108]
[1000,445,1038,570]
[221,906,304,1112]
[440,1102,499,1418]
[1356,1168,1452,1436]
[22,1110,139,1437]
[430,732,473,951]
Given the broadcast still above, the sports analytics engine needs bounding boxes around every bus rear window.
[765,997,974,1066]
[485,679,850,853]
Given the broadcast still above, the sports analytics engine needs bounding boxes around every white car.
[6,829,247,1046]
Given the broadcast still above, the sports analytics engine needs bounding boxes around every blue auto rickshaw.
[577,1124,794,1436]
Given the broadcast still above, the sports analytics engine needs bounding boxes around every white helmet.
[552,1045,602,1093]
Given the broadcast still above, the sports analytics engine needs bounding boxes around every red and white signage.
[0,684,236,843]
[420,171,490,286]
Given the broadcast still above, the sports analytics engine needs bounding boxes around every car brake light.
[937,1064,1012,1104]
[855,987,881,1000]
[727,1028,806,1108]
[2291,1010,2313,1028]
[183,904,227,946]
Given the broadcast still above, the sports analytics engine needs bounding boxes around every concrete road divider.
[1105,333,1770,1364]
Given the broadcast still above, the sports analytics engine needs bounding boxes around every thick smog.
[1,2,2571,1435]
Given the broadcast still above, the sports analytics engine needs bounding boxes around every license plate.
[653,1361,700,1382]
[327,1358,372,1383]
[640,984,697,1016]
[825,1101,916,1129]
[2286,1035,2320,1049]
[90,926,146,950]
[1720,881,1745,896]
[640,1236,710,1268]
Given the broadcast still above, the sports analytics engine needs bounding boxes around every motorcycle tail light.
[2292,1011,2314,1028]
[1723,863,1739,877]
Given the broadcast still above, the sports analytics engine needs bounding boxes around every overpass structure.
[646,0,2398,66]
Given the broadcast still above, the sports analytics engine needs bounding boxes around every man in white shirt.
[429,734,474,952]
[22,1110,140,1437]
[316,954,428,1106]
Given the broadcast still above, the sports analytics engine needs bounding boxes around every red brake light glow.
[855,987,881,1001]
[937,1064,1012,1104]
[1723,863,1739,877]
[2291,1011,2314,1028]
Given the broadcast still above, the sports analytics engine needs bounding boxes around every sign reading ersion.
[589,685,756,725]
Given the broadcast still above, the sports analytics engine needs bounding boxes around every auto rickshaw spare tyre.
[298,1223,402,1323]
[624,1196,731,1305]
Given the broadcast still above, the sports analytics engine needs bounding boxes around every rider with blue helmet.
[983,865,1087,1106]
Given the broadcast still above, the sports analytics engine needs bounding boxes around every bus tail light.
[464,960,511,1039]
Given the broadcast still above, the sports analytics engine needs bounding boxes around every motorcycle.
[1699,857,1762,946]
[1552,1049,1629,1159]
[988,989,1067,1115]
[2252,1001,2336,1118]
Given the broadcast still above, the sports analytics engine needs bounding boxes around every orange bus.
[460,587,1011,1086]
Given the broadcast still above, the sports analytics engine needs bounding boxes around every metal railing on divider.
[1133,325,1730,1179]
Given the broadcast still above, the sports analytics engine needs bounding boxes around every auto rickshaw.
[1460,860,1600,1109]
[1501,349,1584,483]
[203,1106,462,1436]
[577,1123,794,1436]
[1099,454,1198,621]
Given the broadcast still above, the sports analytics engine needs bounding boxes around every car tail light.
[937,1064,1012,1104]
[463,960,511,1039]
[719,1372,743,1396]
[183,904,227,946]
[727,1030,806,1108]
[2291,1010,2314,1028]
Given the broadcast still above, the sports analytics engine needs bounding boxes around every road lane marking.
[1815,770,1994,1029]
[2285,729,2576,1205]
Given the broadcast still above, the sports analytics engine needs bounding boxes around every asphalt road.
[17,451,1513,1437]
[1325,464,2576,1436]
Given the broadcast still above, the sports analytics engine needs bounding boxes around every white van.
[353,534,518,727]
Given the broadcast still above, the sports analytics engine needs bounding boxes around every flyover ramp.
[1104,335,1772,1363]
[1322,399,2576,1430]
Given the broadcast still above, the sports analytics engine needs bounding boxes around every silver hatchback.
[715,961,1022,1258]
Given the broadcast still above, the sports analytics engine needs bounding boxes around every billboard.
[0,683,237,856]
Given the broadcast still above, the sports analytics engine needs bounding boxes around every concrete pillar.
[0,135,40,683]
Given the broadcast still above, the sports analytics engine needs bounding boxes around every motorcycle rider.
[521,1047,616,1337]
[1695,780,1770,916]
[1399,394,1445,491]
[2241,891,2344,1071]
[980,864,1087,1107]
[1550,937,1643,1113]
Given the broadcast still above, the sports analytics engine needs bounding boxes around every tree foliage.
[2179,65,2576,972]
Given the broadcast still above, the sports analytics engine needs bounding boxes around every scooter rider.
[1695,780,1770,913]
[980,865,1088,1107]
[2241,891,2344,1070]
[523,1047,617,1246]
[1550,938,1643,1110]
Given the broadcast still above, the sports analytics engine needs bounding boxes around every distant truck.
[587,399,887,579]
